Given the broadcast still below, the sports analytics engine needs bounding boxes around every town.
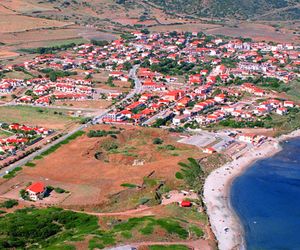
[0,31,298,162]
[0,30,299,250]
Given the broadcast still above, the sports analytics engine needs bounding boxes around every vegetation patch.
[120,183,138,188]
[3,167,23,179]
[25,162,36,167]
[0,199,18,209]
[87,129,120,138]
[0,207,98,249]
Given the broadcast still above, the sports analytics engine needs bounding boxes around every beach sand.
[203,135,294,250]
[204,129,300,250]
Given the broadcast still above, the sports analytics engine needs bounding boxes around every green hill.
[148,0,300,20]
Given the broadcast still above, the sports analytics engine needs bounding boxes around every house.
[214,94,226,103]
[238,134,264,144]
[276,107,288,115]
[180,200,192,207]
[283,101,294,108]
[203,147,216,154]
[164,90,185,101]
[172,115,189,126]
[126,101,145,111]
[26,182,46,201]
[189,74,202,84]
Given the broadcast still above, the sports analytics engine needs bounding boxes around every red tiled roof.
[26,182,45,193]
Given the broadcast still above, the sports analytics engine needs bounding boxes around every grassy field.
[0,105,79,129]
[0,129,12,138]
[0,207,201,249]
[286,79,300,102]
[43,38,87,47]
[4,70,34,80]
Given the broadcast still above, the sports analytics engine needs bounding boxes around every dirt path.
[111,239,211,250]
[70,206,154,217]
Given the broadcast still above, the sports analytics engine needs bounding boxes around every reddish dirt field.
[0,14,71,33]
[0,125,199,208]
[0,49,19,59]
[0,26,81,45]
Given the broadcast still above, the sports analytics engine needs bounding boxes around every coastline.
[203,129,300,250]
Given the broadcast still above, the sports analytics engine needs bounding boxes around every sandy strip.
[203,130,300,250]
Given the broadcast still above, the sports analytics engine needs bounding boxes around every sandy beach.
[203,129,300,250]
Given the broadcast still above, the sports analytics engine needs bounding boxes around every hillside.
[148,0,300,20]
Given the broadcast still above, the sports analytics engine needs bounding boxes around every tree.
[141,28,150,34]
[123,61,132,71]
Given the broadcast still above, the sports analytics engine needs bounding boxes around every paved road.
[0,65,143,177]
[142,103,176,126]
[128,64,143,98]
[92,65,142,124]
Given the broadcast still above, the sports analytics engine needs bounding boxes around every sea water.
[231,138,300,250]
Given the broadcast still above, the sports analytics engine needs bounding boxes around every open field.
[3,70,33,80]
[150,20,300,44]
[0,125,201,209]
[0,0,53,13]
[0,27,85,46]
[0,105,79,129]
[149,22,220,33]
[207,22,299,44]
[0,14,71,34]
[0,49,19,59]
[55,100,112,109]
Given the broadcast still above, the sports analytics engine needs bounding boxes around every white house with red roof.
[283,101,294,108]
[25,182,46,201]
[276,107,288,115]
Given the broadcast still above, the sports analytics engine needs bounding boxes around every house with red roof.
[25,182,46,201]
[283,101,294,108]
[214,94,226,103]
[180,200,192,207]
[203,147,216,154]
[276,107,288,115]
[164,90,185,101]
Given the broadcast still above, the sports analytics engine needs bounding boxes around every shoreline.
[203,129,300,250]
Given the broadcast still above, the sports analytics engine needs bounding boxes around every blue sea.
[231,138,300,250]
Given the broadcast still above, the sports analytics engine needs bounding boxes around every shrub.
[102,140,119,151]
[175,172,184,179]
[165,144,176,150]
[19,189,29,200]
[54,187,66,194]
[153,137,163,144]
[0,199,18,209]
[120,183,137,188]
[25,162,36,167]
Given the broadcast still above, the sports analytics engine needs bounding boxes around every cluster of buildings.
[0,123,51,156]
[0,31,298,128]
[0,79,24,93]
[16,78,93,105]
